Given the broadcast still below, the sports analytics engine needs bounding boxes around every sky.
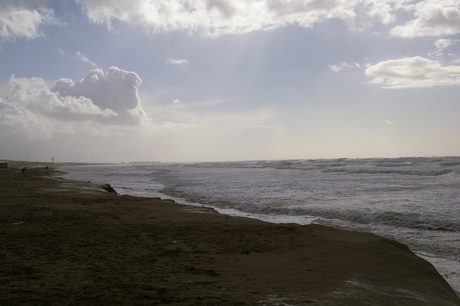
[1,0,460,163]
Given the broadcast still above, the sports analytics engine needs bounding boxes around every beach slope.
[1,165,459,305]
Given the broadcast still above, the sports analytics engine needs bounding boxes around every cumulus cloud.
[52,67,148,125]
[75,51,98,68]
[75,0,403,37]
[358,1,395,27]
[206,0,236,19]
[0,67,149,140]
[365,56,460,89]
[0,76,116,139]
[390,0,460,38]
[5,1,457,41]
[166,57,190,66]
[0,2,58,41]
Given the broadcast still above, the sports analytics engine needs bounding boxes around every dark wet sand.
[1,162,459,305]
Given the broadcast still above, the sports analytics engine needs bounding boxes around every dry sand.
[1,162,459,305]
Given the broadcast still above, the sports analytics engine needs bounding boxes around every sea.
[59,156,460,295]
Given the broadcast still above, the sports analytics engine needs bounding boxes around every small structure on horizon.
[0,163,8,169]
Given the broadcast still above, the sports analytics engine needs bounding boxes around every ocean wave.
[297,209,460,232]
[320,168,456,177]
[179,157,460,177]
[206,203,460,233]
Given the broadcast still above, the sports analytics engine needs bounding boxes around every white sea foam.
[59,156,460,294]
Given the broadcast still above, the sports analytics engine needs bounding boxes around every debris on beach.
[101,183,117,194]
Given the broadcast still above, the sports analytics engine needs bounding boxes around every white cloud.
[75,0,404,37]
[52,67,148,125]
[0,76,116,139]
[390,0,460,38]
[365,56,460,89]
[166,57,190,65]
[328,64,343,73]
[75,51,98,68]
[329,61,361,73]
[0,3,58,41]
[434,38,454,51]
[429,38,457,58]
[384,120,394,125]
[358,1,395,27]
[0,67,150,140]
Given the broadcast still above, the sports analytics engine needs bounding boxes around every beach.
[1,163,459,305]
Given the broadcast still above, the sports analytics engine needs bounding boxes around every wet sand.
[1,162,459,305]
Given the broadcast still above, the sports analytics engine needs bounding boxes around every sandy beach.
[1,162,459,305]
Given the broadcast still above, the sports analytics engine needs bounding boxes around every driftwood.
[100,183,117,194]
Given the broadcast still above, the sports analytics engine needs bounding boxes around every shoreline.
[1,164,459,305]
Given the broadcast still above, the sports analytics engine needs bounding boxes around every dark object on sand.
[101,183,117,194]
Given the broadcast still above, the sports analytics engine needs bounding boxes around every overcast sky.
[1,0,460,163]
